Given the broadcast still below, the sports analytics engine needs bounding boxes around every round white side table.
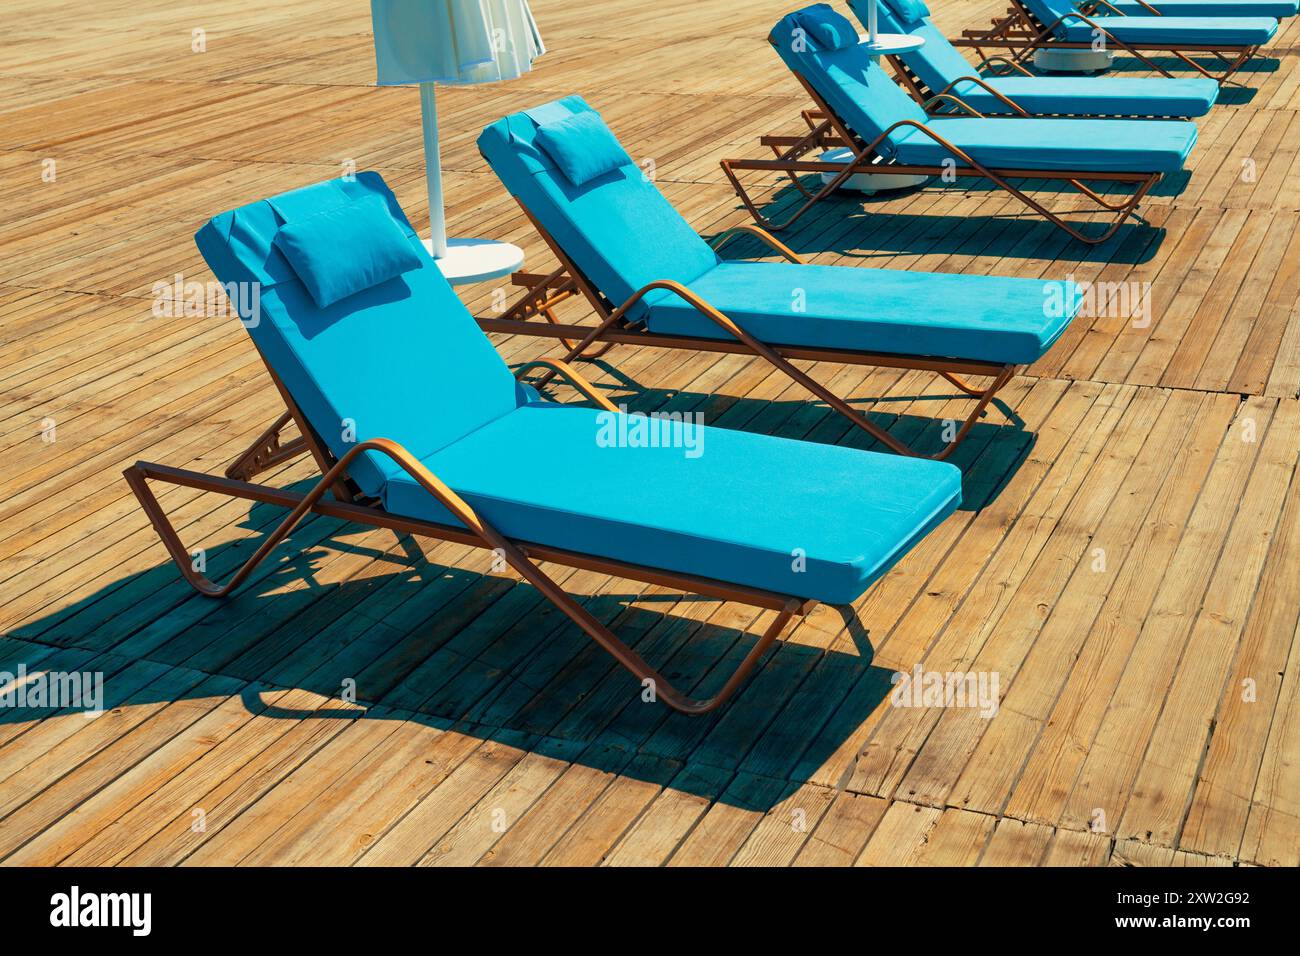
[1033,47,1116,74]
[425,237,525,285]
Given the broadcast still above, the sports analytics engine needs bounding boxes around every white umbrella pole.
[867,0,878,43]
[419,81,448,259]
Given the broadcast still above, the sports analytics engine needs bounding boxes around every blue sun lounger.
[476,94,1083,460]
[849,0,1220,117]
[1107,0,1295,16]
[957,0,1278,82]
[1024,0,1278,43]
[727,5,1197,243]
[124,171,963,715]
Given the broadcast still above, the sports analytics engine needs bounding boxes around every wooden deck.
[1,0,1298,867]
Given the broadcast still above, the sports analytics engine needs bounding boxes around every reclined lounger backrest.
[476,95,721,323]
[194,172,527,498]
[770,5,930,158]
[849,0,990,98]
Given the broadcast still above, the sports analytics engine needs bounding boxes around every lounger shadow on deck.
[1098,51,1278,79]
[6,380,1033,814]
[709,195,1166,266]
[529,372,1036,509]
[4,512,906,812]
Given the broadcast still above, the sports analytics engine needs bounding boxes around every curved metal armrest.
[938,76,1030,116]
[710,224,805,263]
[608,281,803,383]
[607,280,748,341]
[1086,0,1148,14]
[860,117,997,182]
[976,54,1033,76]
[514,358,619,411]
[921,93,986,117]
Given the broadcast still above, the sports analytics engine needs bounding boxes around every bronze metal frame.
[126,353,815,716]
[882,53,1195,120]
[950,0,1263,84]
[719,61,1162,245]
[483,203,1017,461]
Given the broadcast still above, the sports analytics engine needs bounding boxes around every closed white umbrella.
[371,0,545,283]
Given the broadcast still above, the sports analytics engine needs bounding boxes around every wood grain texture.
[0,0,1295,866]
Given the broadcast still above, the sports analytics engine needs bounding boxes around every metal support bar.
[126,454,812,715]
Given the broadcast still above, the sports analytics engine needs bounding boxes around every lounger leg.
[1168,46,1254,85]
[1215,47,1254,86]
[930,366,1017,461]
[827,364,1015,461]
[720,119,875,233]
[621,605,799,715]
[126,446,806,716]
[722,155,870,233]
[995,171,1156,245]
[126,454,353,598]
[773,358,1017,460]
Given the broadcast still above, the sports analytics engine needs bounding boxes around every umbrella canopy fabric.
[371,0,545,86]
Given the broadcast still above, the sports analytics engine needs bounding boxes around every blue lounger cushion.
[273,194,423,308]
[195,173,524,498]
[857,0,1218,118]
[478,94,1084,366]
[1023,0,1278,44]
[534,110,633,187]
[476,96,721,318]
[642,262,1077,365]
[770,10,1197,173]
[886,0,930,22]
[195,171,963,606]
[1056,14,1278,44]
[897,116,1196,172]
[384,404,961,606]
[1109,0,1296,15]
[794,4,861,49]
[957,76,1217,118]
[772,8,931,160]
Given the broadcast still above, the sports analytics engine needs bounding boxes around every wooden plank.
[791,791,888,867]
[912,808,996,866]
[2,0,1299,869]
[729,782,837,866]
[854,802,943,867]
[602,763,732,866]
[1237,599,1300,867]
[540,754,678,866]
[900,387,1196,809]
[1178,426,1300,858]
[1042,829,1112,867]
[979,818,1054,866]
[1116,402,1300,846]
[1052,398,1277,834]
[948,390,1232,816]
[665,772,788,866]
[415,739,587,867]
